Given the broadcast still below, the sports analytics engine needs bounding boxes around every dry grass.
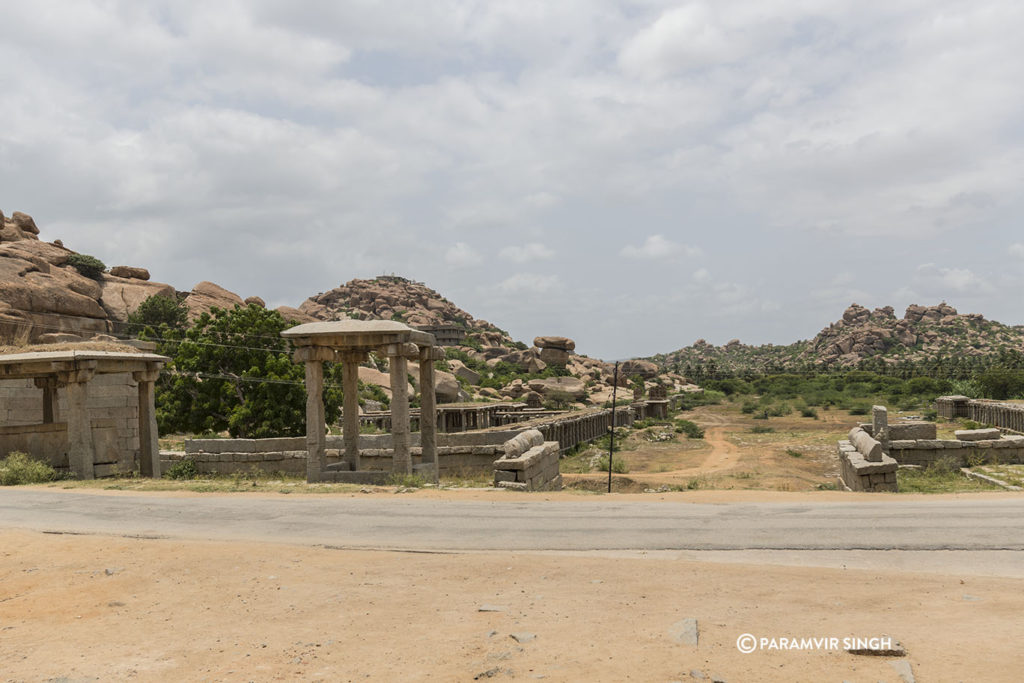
[0,341,143,354]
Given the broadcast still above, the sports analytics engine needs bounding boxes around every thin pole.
[609,361,618,493]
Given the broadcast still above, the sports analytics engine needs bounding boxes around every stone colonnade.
[530,406,634,454]
[936,396,1024,432]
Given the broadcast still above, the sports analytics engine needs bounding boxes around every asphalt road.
[2,489,1023,553]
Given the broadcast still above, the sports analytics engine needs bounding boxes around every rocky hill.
[0,210,315,344]
[1,210,692,406]
[298,277,520,349]
[652,302,1024,375]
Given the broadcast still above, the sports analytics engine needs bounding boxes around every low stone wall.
[0,423,68,463]
[888,436,1024,467]
[837,437,898,492]
[838,426,898,492]
[170,431,513,476]
[171,406,633,476]
[861,422,937,440]
[493,429,562,491]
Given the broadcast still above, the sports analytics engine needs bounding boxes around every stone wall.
[492,429,562,491]
[861,422,937,440]
[837,426,898,492]
[887,436,1024,467]
[0,374,140,475]
[170,406,633,476]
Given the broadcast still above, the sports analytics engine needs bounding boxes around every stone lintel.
[386,342,420,358]
[292,346,337,363]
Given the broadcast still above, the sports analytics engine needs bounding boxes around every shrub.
[387,473,426,488]
[785,448,804,458]
[928,454,961,476]
[0,451,57,485]
[750,425,774,434]
[596,455,629,473]
[66,253,106,279]
[164,458,199,480]
[674,419,705,439]
[800,406,818,419]
[848,404,870,416]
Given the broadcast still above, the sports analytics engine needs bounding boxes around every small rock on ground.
[890,659,915,683]
[509,632,536,643]
[669,618,699,646]
[478,604,506,612]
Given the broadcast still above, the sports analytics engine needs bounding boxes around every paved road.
[2,489,1023,554]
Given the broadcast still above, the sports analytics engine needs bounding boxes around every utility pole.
[609,361,618,493]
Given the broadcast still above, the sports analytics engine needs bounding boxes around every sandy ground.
[3,524,1024,682]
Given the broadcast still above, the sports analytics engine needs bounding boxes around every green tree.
[975,368,1024,400]
[156,304,344,438]
[128,294,188,335]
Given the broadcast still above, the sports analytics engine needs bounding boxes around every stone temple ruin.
[281,319,443,484]
[0,349,167,479]
[838,402,1024,492]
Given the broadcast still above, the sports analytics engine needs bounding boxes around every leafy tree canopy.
[154,304,344,438]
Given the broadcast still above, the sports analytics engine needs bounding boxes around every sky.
[2,1,1023,360]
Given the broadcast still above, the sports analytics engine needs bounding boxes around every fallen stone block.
[956,428,1001,441]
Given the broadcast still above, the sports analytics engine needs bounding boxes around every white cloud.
[498,242,555,263]
[444,242,481,267]
[913,263,994,295]
[2,2,1024,357]
[621,234,701,260]
[498,273,561,294]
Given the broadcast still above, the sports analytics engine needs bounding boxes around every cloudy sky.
[2,1,1023,359]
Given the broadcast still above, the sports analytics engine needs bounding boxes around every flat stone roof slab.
[282,319,435,347]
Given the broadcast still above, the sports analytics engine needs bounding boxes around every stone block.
[494,469,517,483]
[956,428,1002,441]
[849,427,883,462]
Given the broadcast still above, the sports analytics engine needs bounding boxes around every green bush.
[750,425,774,434]
[66,253,106,279]
[674,419,705,439]
[0,451,57,485]
[164,458,199,480]
[800,406,818,419]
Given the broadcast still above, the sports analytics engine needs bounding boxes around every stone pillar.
[295,346,334,483]
[133,366,163,478]
[388,343,415,475]
[34,377,59,424]
[419,346,438,482]
[58,362,96,480]
[872,405,889,453]
[341,352,366,471]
